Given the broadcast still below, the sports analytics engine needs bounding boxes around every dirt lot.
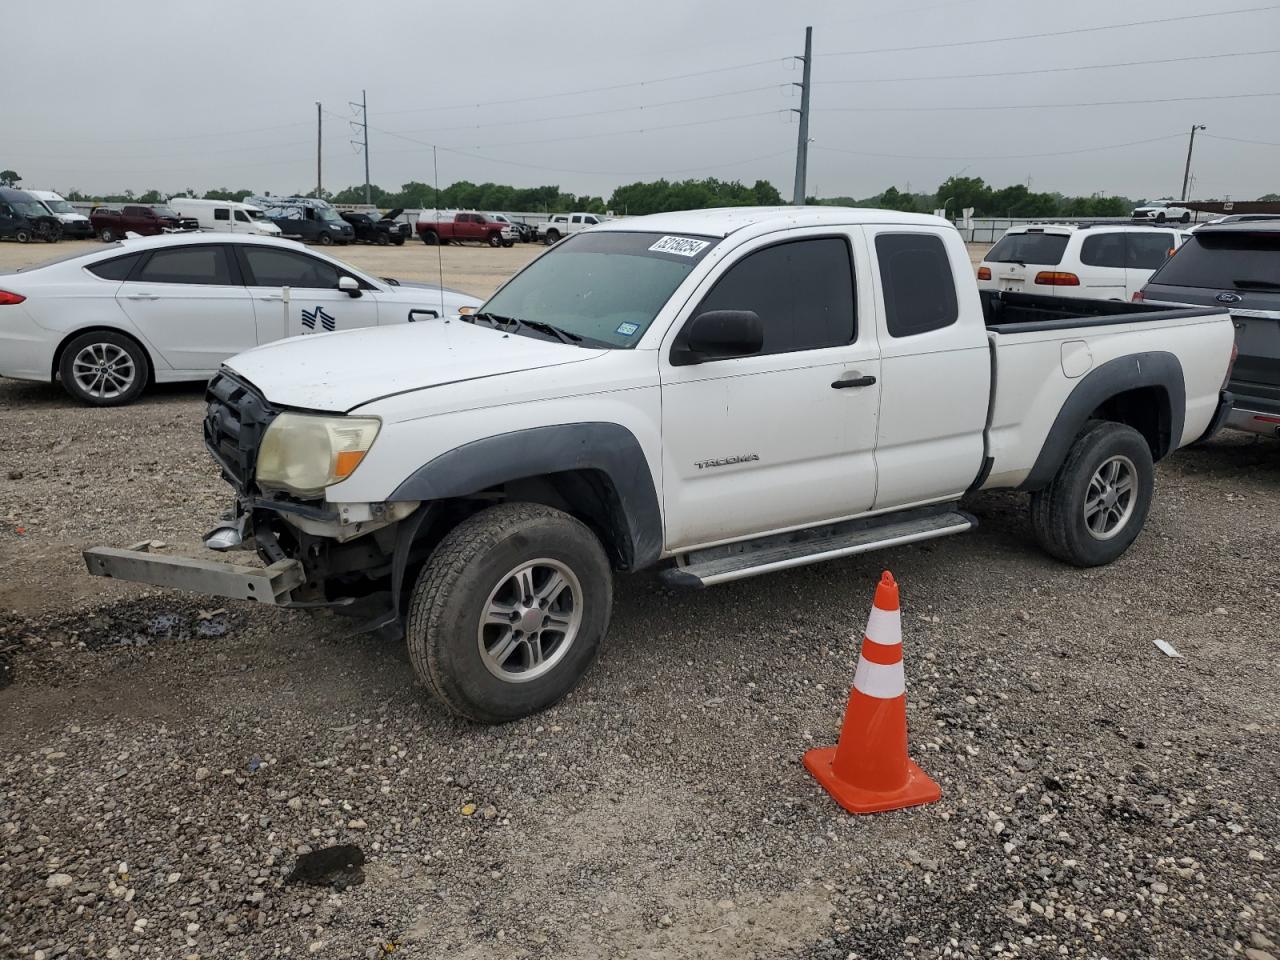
[1,237,1278,960]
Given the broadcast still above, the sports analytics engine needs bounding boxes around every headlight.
[255,413,380,497]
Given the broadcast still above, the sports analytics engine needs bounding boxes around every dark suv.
[340,208,410,245]
[1140,222,1280,438]
[0,187,63,243]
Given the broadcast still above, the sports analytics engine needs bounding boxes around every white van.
[27,190,94,239]
[976,224,1190,301]
[168,198,282,237]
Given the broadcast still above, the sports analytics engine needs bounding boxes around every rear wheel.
[1179,212,1191,223]
[406,503,613,724]
[1029,421,1154,567]
[99,227,116,243]
[421,230,438,246]
[58,330,150,406]
[502,239,514,248]
[1155,212,1167,223]
[544,228,560,245]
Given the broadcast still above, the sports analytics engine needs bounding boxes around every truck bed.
[981,289,1221,334]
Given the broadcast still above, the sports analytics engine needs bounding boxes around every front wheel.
[488,233,502,248]
[421,230,438,246]
[58,330,150,406]
[544,229,560,245]
[99,227,116,242]
[1029,421,1154,567]
[317,232,334,246]
[1155,212,1167,223]
[1179,212,1191,223]
[406,503,613,724]
[376,232,390,245]
[15,229,31,244]
[502,239,514,248]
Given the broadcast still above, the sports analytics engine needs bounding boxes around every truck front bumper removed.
[83,541,305,605]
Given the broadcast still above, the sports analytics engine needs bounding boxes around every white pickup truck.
[86,208,1235,723]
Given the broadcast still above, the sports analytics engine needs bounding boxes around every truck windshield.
[43,199,75,214]
[479,231,718,348]
[151,206,179,218]
[986,232,1069,265]
[318,207,344,223]
[1149,232,1280,289]
[12,201,48,218]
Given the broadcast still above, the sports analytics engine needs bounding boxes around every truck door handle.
[257,295,283,302]
[125,293,159,301]
[831,375,877,389]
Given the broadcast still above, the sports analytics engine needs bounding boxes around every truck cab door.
[235,245,379,343]
[863,227,990,510]
[569,214,584,235]
[659,230,881,550]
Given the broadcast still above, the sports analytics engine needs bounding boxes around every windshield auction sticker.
[648,235,711,257]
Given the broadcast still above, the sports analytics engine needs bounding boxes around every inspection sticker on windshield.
[615,322,640,337]
[649,235,710,257]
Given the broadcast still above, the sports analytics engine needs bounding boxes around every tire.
[1029,420,1154,567]
[502,239,514,248]
[57,330,150,407]
[406,503,613,724]
[317,233,334,246]
[15,229,31,244]
[1155,212,1167,223]
[376,232,390,246]
[544,229,560,245]
[99,227,116,243]
[394,238,405,246]
[421,230,438,246]
[488,233,502,248]
[1180,212,1191,223]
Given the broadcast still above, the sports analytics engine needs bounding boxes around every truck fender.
[1019,351,1185,492]
[388,422,663,569]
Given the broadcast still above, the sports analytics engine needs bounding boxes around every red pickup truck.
[90,204,199,242]
[417,212,515,248]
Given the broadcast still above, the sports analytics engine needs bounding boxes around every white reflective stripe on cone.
[853,657,906,699]
[864,606,902,647]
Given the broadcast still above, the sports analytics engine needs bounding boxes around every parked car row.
[0,234,481,404]
[0,188,67,244]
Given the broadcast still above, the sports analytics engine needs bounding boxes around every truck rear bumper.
[83,542,305,605]
[1225,402,1280,438]
[1196,390,1235,442]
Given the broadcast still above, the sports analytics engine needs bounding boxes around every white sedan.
[0,233,481,405]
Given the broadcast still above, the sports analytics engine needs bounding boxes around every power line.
[370,110,783,152]
[815,49,1280,85]
[812,132,1187,162]
[7,121,312,146]
[823,91,1280,113]
[821,4,1280,57]
[374,57,786,116]
[364,85,789,136]
[1203,132,1280,147]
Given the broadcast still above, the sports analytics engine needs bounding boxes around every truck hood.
[224,319,606,413]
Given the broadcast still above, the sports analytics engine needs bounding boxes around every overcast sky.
[4,0,1277,203]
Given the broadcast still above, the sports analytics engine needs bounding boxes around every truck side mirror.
[672,310,763,366]
[338,275,361,298]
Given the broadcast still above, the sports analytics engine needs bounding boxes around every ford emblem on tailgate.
[1216,291,1243,303]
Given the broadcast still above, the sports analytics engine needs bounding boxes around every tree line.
[9,165,1276,215]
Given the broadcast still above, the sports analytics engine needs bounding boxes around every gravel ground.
[1,239,1278,960]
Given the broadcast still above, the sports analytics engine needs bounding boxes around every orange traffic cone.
[804,570,941,814]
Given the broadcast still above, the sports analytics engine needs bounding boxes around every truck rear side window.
[876,233,958,338]
[986,232,1069,266]
[1149,232,1280,289]
[697,237,855,355]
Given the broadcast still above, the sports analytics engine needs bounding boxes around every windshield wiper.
[1233,278,1280,291]
[469,312,582,345]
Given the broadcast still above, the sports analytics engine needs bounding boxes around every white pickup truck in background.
[86,207,1235,723]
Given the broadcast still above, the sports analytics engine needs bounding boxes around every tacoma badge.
[694,454,760,470]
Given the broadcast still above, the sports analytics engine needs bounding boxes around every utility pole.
[315,102,322,200]
[1181,124,1206,202]
[350,89,371,204]
[792,26,813,206]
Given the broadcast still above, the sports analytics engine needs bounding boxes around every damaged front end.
[84,370,425,635]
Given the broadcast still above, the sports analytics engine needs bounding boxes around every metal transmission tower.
[792,26,813,206]
[349,90,371,205]
[315,102,323,199]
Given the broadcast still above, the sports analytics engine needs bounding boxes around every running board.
[661,506,976,588]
